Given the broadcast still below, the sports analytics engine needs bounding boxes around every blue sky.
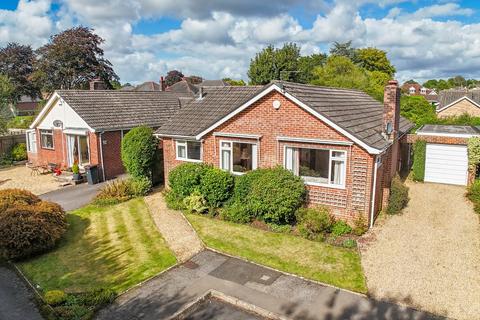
[1,0,480,84]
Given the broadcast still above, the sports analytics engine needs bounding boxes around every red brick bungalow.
[26,90,181,181]
[155,80,413,226]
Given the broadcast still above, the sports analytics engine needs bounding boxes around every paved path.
[144,190,203,262]
[361,182,480,320]
[0,265,43,320]
[96,250,441,320]
[39,181,104,211]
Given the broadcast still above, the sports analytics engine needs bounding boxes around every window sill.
[303,181,346,190]
[41,147,55,150]
[176,157,203,163]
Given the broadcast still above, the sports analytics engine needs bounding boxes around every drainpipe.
[99,131,106,182]
[370,155,379,229]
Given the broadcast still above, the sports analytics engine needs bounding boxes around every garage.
[424,143,468,185]
[416,125,479,186]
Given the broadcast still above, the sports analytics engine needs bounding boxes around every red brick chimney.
[160,76,166,91]
[89,78,107,90]
[383,80,400,141]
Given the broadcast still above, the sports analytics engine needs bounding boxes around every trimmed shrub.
[229,167,306,224]
[45,290,67,306]
[352,215,368,236]
[11,143,27,161]
[467,179,480,214]
[387,175,409,215]
[164,189,185,210]
[296,206,334,241]
[129,176,152,196]
[0,189,67,260]
[121,126,158,179]
[199,167,234,207]
[342,239,357,248]
[412,140,426,181]
[168,163,208,199]
[220,202,255,224]
[183,190,208,214]
[331,220,352,236]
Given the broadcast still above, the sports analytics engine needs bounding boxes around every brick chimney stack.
[160,76,166,91]
[89,78,107,90]
[383,80,400,141]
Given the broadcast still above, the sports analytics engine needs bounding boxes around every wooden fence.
[0,132,26,156]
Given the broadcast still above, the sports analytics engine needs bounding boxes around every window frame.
[175,140,202,162]
[219,140,258,175]
[283,145,347,189]
[26,130,37,153]
[40,129,54,150]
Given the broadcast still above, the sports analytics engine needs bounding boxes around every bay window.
[26,130,37,153]
[285,146,346,187]
[176,140,201,162]
[220,141,257,174]
[40,129,54,149]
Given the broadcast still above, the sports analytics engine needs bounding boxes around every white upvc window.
[40,129,54,150]
[284,146,347,188]
[175,140,202,162]
[26,130,37,153]
[220,141,258,174]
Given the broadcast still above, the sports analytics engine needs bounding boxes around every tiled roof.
[437,89,480,110]
[56,90,181,131]
[200,80,230,87]
[156,81,414,151]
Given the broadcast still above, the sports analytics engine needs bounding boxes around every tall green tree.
[222,78,246,86]
[329,41,357,61]
[165,70,184,86]
[311,55,369,91]
[400,95,436,128]
[0,75,14,133]
[34,27,118,92]
[247,43,301,84]
[355,47,396,77]
[297,53,327,84]
[0,43,40,100]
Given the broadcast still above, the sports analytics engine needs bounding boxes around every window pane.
[233,143,253,173]
[299,148,329,183]
[177,145,186,158]
[221,149,231,171]
[41,131,53,149]
[330,160,345,185]
[187,141,201,160]
[79,136,89,165]
[332,151,345,158]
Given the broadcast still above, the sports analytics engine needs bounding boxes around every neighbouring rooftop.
[417,124,480,137]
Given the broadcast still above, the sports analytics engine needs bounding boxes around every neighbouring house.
[155,80,414,226]
[27,89,181,181]
[401,82,438,106]
[436,89,480,118]
[11,95,42,116]
[407,125,479,186]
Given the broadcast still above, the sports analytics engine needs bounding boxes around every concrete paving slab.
[95,250,444,320]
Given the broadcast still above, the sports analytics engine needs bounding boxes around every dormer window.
[421,87,427,94]
[409,87,416,95]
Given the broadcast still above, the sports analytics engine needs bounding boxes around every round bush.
[199,167,234,207]
[129,176,152,196]
[386,175,409,215]
[296,206,334,240]
[0,189,67,260]
[331,220,352,236]
[45,290,67,306]
[221,202,255,223]
[242,167,306,224]
[11,143,27,161]
[168,163,208,199]
[121,126,158,179]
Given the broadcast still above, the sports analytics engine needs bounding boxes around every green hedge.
[121,126,158,179]
[412,140,426,181]
[387,175,409,215]
[467,179,480,214]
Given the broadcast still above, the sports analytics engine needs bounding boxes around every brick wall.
[163,91,385,223]
[438,99,480,118]
[28,128,67,168]
[99,131,125,180]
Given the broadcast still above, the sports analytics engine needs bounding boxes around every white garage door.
[424,143,468,186]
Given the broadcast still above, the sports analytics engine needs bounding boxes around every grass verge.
[17,198,176,293]
[187,214,367,293]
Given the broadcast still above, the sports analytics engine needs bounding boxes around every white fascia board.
[277,136,353,146]
[30,92,60,129]
[417,131,478,138]
[213,132,262,139]
[436,96,480,113]
[195,84,382,155]
[154,133,197,140]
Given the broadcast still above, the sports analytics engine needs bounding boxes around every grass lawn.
[17,198,176,293]
[187,214,367,293]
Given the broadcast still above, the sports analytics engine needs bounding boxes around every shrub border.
[412,140,426,182]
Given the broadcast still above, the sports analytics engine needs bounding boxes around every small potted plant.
[72,163,81,181]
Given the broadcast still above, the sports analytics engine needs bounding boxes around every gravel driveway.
[0,165,61,195]
[361,181,480,320]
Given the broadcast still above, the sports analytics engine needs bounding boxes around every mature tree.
[188,75,203,85]
[356,47,396,76]
[405,79,418,84]
[223,78,246,86]
[165,70,184,87]
[365,70,391,102]
[110,80,122,90]
[329,41,357,61]
[34,27,118,92]
[400,95,436,127]
[248,43,301,84]
[422,79,438,89]
[297,53,327,84]
[0,43,40,100]
[311,55,369,91]
[0,75,14,133]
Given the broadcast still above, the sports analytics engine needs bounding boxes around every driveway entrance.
[361,182,480,320]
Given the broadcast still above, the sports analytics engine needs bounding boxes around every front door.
[67,135,90,167]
